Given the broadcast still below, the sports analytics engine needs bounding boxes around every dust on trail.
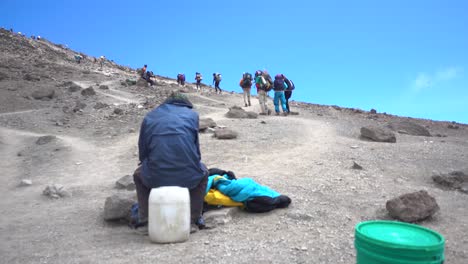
[0,109,49,116]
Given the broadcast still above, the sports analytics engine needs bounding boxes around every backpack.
[180,74,185,81]
[274,78,285,91]
[242,73,252,87]
[196,73,202,81]
[264,73,273,92]
[215,73,222,82]
[285,78,295,90]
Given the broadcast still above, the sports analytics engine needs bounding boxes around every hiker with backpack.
[144,71,155,86]
[195,72,203,91]
[239,72,253,107]
[255,70,272,115]
[74,54,83,64]
[132,91,209,234]
[284,77,295,112]
[273,74,289,116]
[177,73,186,86]
[213,73,222,94]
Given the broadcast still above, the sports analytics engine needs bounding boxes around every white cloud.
[412,73,432,91]
[435,67,463,81]
[411,66,463,92]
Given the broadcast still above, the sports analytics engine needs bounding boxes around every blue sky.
[2,0,467,124]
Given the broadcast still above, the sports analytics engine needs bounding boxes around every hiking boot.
[190,224,199,234]
[259,112,266,115]
[132,224,148,236]
[275,112,280,116]
[248,102,251,106]
[245,103,248,107]
[282,112,289,116]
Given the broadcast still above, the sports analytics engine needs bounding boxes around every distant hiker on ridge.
[141,65,147,78]
[213,73,222,94]
[239,72,253,107]
[99,56,105,70]
[140,64,154,86]
[195,72,203,92]
[177,73,186,86]
[74,54,83,64]
[272,74,289,116]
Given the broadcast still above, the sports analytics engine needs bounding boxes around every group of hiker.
[240,70,295,115]
[176,71,296,115]
[140,64,155,86]
[249,70,295,116]
[177,72,223,94]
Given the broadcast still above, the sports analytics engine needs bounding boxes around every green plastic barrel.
[355,221,445,264]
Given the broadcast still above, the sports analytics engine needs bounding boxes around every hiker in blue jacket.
[133,91,208,233]
[273,74,289,116]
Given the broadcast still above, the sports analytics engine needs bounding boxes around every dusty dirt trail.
[73,80,142,105]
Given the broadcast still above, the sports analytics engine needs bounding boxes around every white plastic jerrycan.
[148,186,190,243]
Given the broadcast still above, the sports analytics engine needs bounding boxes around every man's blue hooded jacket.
[138,97,206,189]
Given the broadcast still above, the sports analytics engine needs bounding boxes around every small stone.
[128,128,136,133]
[43,184,71,198]
[350,145,359,149]
[301,246,308,251]
[114,108,124,115]
[20,179,32,186]
[352,161,363,170]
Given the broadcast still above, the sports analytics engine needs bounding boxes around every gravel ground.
[1,29,468,264]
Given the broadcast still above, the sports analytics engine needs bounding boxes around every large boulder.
[32,89,55,100]
[387,121,431,137]
[0,71,8,81]
[68,83,82,92]
[24,73,40,82]
[103,193,136,221]
[226,106,258,119]
[214,128,238,139]
[136,78,148,87]
[36,135,57,145]
[199,118,217,132]
[360,126,396,143]
[115,175,135,190]
[432,170,468,193]
[386,190,439,222]
[94,102,109,109]
[81,87,96,96]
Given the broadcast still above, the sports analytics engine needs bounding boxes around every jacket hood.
[163,97,193,109]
